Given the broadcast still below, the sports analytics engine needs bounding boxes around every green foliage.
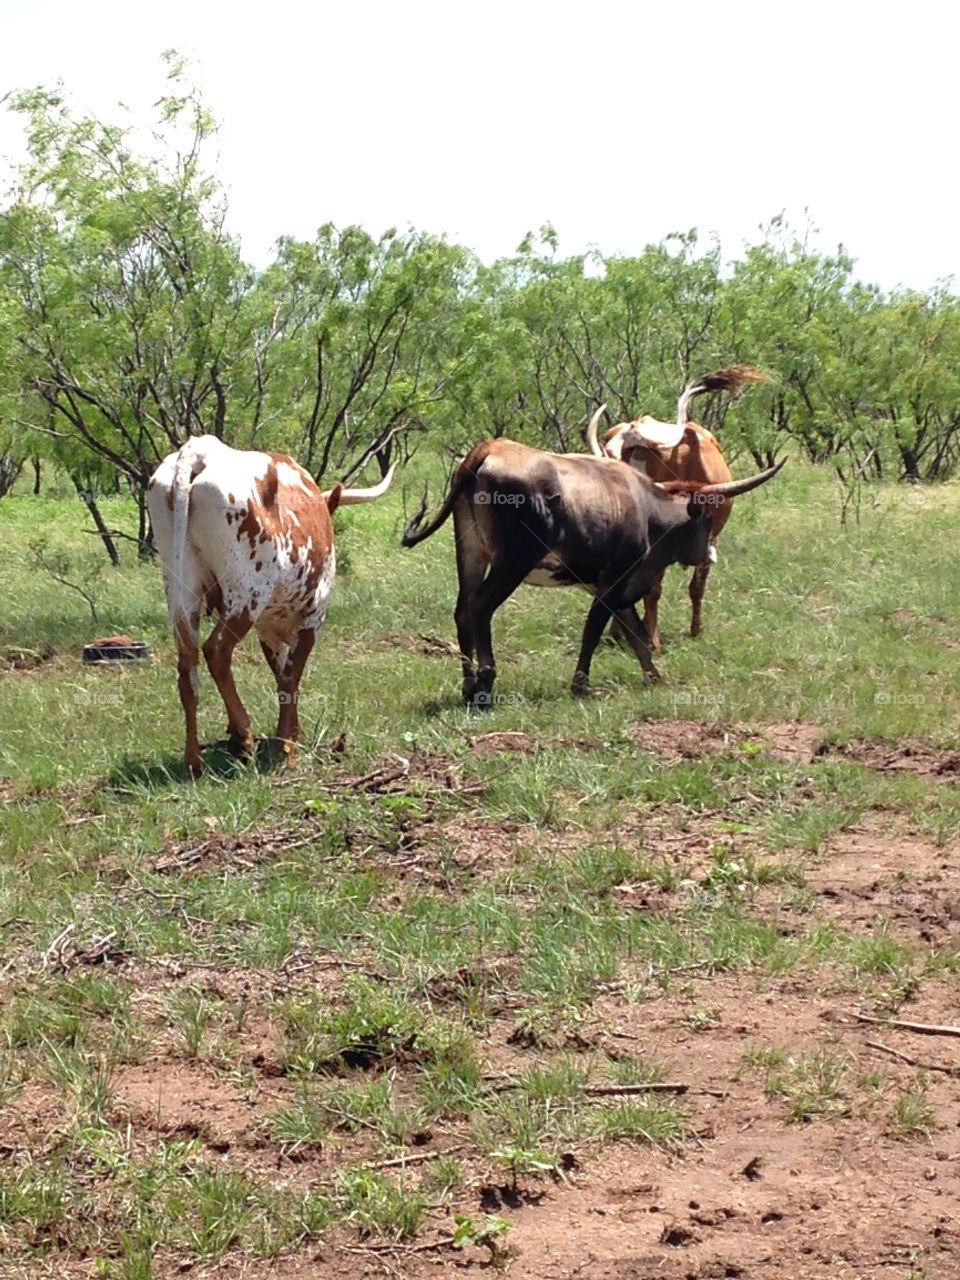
[2,61,960,538]
[334,1169,426,1240]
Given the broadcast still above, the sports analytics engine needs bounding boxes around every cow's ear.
[325,483,343,515]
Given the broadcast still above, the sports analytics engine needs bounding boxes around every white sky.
[1,0,956,291]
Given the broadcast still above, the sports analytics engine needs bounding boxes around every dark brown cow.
[401,439,783,705]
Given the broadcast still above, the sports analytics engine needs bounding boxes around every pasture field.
[2,464,960,1279]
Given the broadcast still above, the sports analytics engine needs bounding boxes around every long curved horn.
[586,405,607,457]
[697,458,786,498]
[329,462,397,506]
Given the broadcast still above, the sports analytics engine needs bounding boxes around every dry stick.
[845,1011,960,1039]
[482,1078,719,1098]
[583,1082,726,1099]
[864,1040,960,1076]
[43,923,76,969]
[344,1238,455,1257]
[598,959,716,993]
[366,1145,464,1171]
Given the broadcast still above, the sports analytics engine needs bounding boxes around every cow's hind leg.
[471,555,541,708]
[176,613,204,778]
[689,562,711,638]
[453,507,489,703]
[272,627,316,767]
[202,613,255,757]
[259,637,289,751]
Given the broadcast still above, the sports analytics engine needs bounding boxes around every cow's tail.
[401,445,489,548]
[171,442,202,632]
[677,365,769,426]
[586,405,607,457]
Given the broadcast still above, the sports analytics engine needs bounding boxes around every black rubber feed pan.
[82,636,151,665]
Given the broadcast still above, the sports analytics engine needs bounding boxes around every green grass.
[2,460,960,1269]
[891,1086,937,1137]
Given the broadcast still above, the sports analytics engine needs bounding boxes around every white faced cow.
[585,367,768,647]
[148,435,393,777]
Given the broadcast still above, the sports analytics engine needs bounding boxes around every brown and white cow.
[401,438,783,706]
[586,367,767,647]
[148,435,393,777]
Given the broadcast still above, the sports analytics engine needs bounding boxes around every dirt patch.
[629,719,827,767]
[113,1060,261,1151]
[451,979,960,1279]
[758,722,827,765]
[0,1083,64,1157]
[629,718,738,762]
[375,632,463,659]
[838,737,960,783]
[810,815,960,943]
[205,976,959,1280]
[630,718,960,783]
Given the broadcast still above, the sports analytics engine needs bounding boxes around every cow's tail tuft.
[401,447,488,548]
[677,365,769,426]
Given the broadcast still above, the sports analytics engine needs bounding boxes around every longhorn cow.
[401,438,782,705]
[586,366,768,647]
[148,436,394,776]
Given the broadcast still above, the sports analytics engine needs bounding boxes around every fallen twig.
[417,632,461,657]
[583,1082,726,1099]
[42,923,76,970]
[344,1237,455,1256]
[481,1077,722,1099]
[365,1145,464,1171]
[864,1040,960,1076]
[154,840,212,873]
[837,1011,960,1039]
[39,923,120,973]
[597,959,716,993]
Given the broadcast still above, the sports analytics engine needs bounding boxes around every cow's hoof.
[462,679,478,705]
[227,731,255,758]
[644,669,663,686]
[570,672,590,697]
[186,756,204,779]
[470,689,495,711]
[265,736,299,766]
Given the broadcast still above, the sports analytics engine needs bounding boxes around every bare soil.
[632,715,960,783]
[116,969,960,1280]
[10,729,960,1278]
